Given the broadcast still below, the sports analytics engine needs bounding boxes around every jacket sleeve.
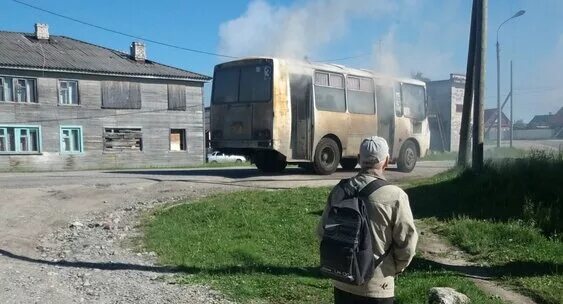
[392,191,418,274]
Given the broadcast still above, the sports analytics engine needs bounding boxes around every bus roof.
[220,56,426,86]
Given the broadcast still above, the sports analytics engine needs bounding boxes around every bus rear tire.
[340,158,358,171]
[397,141,417,173]
[313,137,341,175]
[254,151,287,173]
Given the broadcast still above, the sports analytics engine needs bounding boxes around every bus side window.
[314,72,346,112]
[394,83,403,116]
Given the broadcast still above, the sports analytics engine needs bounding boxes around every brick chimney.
[35,23,49,40]
[130,42,146,62]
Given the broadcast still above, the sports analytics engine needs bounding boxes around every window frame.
[0,76,37,103]
[58,80,80,106]
[400,83,427,120]
[313,70,347,113]
[169,128,187,152]
[346,75,376,115]
[0,125,42,154]
[59,126,84,154]
[0,77,4,102]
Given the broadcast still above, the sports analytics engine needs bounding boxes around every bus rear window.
[212,63,272,103]
[401,84,426,120]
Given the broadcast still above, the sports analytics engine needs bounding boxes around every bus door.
[289,74,312,160]
[376,84,395,154]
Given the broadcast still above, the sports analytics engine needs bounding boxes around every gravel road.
[0,161,452,304]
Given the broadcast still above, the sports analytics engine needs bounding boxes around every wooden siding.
[167,84,187,110]
[0,69,205,171]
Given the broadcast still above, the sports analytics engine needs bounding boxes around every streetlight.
[496,10,525,147]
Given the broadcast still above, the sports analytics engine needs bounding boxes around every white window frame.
[58,80,79,105]
[60,126,84,154]
[0,125,42,154]
[0,76,36,103]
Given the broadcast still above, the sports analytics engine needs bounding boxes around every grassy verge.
[421,147,526,162]
[144,189,501,304]
[426,219,562,304]
[407,151,563,303]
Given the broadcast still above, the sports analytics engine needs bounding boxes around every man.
[318,136,418,304]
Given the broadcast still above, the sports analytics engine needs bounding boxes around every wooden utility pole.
[457,0,478,167]
[472,0,487,171]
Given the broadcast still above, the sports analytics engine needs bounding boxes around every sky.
[1,0,562,122]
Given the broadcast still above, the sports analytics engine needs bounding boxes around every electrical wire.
[12,0,238,59]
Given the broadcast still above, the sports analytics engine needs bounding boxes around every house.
[528,114,552,129]
[484,108,511,140]
[0,24,211,171]
[427,74,466,152]
[526,107,563,139]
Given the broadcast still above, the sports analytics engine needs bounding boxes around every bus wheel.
[254,151,287,173]
[397,141,417,173]
[340,158,358,171]
[313,138,341,175]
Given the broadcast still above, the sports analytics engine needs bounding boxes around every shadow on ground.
[2,248,559,279]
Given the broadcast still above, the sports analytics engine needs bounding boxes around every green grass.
[429,219,563,304]
[144,188,500,304]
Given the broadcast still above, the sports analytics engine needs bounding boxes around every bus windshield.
[401,83,426,120]
[212,62,273,103]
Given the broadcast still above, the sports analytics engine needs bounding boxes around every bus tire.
[313,137,341,175]
[397,140,417,173]
[254,151,287,173]
[340,158,358,170]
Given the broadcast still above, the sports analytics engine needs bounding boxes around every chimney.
[35,23,49,40]
[130,42,146,62]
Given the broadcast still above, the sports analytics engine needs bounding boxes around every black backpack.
[319,178,389,285]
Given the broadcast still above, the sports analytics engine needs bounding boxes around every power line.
[314,53,371,63]
[12,0,238,59]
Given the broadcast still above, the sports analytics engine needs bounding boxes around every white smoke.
[218,0,396,59]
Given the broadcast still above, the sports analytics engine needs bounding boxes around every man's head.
[359,136,390,170]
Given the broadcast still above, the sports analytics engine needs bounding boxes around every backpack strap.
[358,179,389,198]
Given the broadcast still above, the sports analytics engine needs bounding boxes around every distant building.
[484,109,511,140]
[527,107,563,139]
[427,74,466,152]
[0,24,211,171]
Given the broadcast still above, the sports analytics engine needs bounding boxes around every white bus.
[210,57,430,175]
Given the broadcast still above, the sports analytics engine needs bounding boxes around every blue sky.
[1,0,562,122]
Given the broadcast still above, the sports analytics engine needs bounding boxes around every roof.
[528,114,552,127]
[0,31,211,81]
[484,109,511,128]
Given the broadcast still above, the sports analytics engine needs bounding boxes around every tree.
[411,72,431,83]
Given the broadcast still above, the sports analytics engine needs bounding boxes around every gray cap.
[359,136,389,167]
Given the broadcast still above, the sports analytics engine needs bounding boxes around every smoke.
[218,0,396,59]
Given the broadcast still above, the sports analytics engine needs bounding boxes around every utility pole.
[457,0,478,167]
[472,0,487,172]
[496,37,501,147]
[510,60,513,147]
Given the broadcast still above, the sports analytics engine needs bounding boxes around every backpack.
[319,178,389,285]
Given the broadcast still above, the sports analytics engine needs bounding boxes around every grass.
[427,219,563,304]
[144,188,502,304]
[406,150,563,303]
[421,147,526,162]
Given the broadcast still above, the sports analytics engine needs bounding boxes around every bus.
[210,57,430,175]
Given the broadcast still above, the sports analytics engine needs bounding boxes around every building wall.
[0,69,205,171]
[427,80,452,151]
[449,75,466,152]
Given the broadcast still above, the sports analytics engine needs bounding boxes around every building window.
[170,129,186,151]
[314,71,346,112]
[168,84,187,110]
[455,104,463,113]
[0,77,36,103]
[59,80,79,105]
[0,126,41,153]
[101,81,141,109]
[104,128,142,152]
[60,126,83,153]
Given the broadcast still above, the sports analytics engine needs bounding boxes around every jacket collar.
[358,168,387,180]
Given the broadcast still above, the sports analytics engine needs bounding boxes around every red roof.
[484,109,511,128]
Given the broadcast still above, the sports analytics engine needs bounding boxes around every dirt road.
[0,161,451,303]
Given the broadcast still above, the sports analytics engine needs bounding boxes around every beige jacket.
[317,170,418,298]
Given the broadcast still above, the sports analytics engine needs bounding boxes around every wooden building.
[0,24,211,171]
